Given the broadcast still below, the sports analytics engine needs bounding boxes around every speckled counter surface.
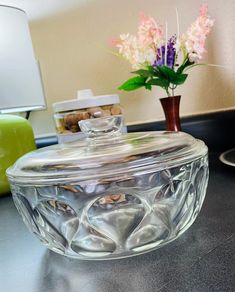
[0,153,234,292]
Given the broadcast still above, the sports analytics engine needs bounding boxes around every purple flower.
[154,46,165,67]
[153,35,176,68]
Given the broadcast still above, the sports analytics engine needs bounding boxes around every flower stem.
[169,84,177,97]
[165,22,168,66]
[165,87,171,97]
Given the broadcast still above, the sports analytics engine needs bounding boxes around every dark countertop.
[0,153,234,292]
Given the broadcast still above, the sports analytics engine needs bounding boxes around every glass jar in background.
[53,89,124,143]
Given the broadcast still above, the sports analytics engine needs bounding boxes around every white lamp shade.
[0,5,46,113]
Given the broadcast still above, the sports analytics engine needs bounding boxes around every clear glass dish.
[7,116,209,260]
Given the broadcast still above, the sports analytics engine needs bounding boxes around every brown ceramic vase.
[160,95,181,132]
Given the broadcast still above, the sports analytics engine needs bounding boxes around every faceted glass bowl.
[7,116,209,260]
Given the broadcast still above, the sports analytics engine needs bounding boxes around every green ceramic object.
[0,115,36,195]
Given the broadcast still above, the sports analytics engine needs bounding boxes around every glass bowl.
[7,116,209,260]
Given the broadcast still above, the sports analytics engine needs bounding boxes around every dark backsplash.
[36,109,235,152]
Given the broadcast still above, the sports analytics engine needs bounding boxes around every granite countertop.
[0,153,234,292]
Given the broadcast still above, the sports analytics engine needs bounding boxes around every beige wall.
[29,0,235,136]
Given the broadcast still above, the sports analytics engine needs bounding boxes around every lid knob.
[77,89,93,99]
[79,115,123,139]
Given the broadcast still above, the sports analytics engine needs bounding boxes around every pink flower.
[109,37,122,47]
[200,4,209,17]
[138,12,164,48]
[116,33,156,69]
[115,34,139,67]
[113,13,164,69]
[182,4,214,62]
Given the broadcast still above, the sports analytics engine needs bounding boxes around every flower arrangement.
[112,4,214,97]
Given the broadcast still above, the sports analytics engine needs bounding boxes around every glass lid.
[7,116,207,185]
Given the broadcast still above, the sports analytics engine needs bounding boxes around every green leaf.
[157,66,176,80]
[131,69,153,78]
[147,65,155,73]
[145,83,152,90]
[177,58,194,74]
[147,78,169,88]
[152,69,161,78]
[118,76,147,91]
[155,66,188,85]
[171,74,188,85]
